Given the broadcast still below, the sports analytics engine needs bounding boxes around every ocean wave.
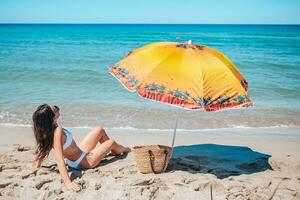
[0,123,32,127]
[106,125,300,132]
[1,123,299,132]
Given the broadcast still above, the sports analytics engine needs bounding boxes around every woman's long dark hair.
[32,104,57,161]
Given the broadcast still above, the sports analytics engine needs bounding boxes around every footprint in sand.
[181,177,198,184]
[35,179,53,190]
[21,169,38,179]
[0,154,18,164]
[94,183,102,190]
[0,181,12,189]
[194,181,210,191]
[77,179,87,190]
[53,188,63,195]
[1,163,21,172]
[13,144,33,152]
[195,180,224,192]
[0,186,15,197]
[37,169,50,176]
[40,164,59,173]
[132,178,157,186]
[114,175,123,180]
[0,181,16,198]
[132,177,167,190]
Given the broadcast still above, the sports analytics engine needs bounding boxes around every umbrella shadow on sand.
[167,144,272,179]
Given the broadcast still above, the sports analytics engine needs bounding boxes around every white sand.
[0,125,299,199]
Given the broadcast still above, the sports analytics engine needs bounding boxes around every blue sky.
[0,0,299,24]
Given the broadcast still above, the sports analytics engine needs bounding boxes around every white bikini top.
[63,128,73,150]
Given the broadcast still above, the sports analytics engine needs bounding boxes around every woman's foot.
[111,145,131,156]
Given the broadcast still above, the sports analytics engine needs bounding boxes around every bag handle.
[148,149,168,174]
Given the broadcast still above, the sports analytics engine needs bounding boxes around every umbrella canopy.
[109,41,254,156]
[109,41,253,111]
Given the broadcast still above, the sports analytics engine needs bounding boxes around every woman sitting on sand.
[31,104,130,191]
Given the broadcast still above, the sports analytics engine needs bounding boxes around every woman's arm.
[53,127,80,191]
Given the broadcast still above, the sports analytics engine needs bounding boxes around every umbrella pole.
[170,108,180,158]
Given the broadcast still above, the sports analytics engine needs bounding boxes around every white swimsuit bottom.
[66,151,87,169]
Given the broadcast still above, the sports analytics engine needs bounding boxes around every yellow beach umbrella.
[109,41,253,152]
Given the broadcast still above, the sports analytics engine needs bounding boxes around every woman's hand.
[66,181,81,192]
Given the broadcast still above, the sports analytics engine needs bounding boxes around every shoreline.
[1,123,299,133]
[1,125,299,157]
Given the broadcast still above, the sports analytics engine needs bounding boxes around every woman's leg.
[79,126,130,157]
[80,139,116,168]
[78,126,109,153]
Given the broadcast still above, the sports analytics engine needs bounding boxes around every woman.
[31,104,130,191]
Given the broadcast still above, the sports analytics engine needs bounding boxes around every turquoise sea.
[0,24,299,130]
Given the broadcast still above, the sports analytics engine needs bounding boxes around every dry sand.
[0,125,299,200]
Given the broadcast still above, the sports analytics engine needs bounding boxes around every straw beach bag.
[133,145,172,174]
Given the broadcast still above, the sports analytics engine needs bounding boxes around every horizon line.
[0,22,299,25]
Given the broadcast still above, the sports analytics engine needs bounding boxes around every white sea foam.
[0,123,299,132]
[0,123,32,127]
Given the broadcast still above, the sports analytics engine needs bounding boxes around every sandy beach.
[1,1,300,199]
[0,125,299,200]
